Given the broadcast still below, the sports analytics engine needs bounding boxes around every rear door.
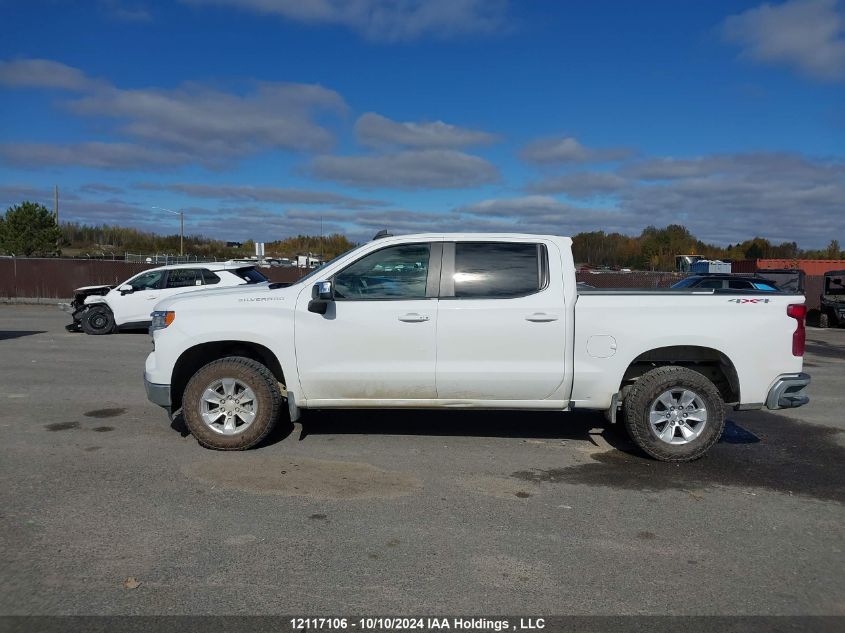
[435,240,567,401]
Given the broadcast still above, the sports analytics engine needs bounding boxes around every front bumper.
[144,376,171,409]
[766,372,810,410]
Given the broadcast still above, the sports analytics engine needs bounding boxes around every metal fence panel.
[0,258,825,309]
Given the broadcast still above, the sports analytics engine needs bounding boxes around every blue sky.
[1,0,843,248]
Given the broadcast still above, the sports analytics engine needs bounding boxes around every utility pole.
[54,185,60,255]
[151,206,184,257]
[320,215,324,263]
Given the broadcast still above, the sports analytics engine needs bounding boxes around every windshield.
[826,275,845,296]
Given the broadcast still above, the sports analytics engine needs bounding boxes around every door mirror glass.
[308,281,334,314]
[312,281,334,301]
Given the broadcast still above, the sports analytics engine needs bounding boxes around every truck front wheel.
[182,356,282,450]
[622,366,725,462]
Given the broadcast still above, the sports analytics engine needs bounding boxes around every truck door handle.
[526,312,559,322]
[146,295,159,300]
[398,313,430,322]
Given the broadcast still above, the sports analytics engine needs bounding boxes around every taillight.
[787,304,807,356]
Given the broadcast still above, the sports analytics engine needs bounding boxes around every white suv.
[66,262,268,335]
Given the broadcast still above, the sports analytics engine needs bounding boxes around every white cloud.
[616,152,845,245]
[525,172,629,197]
[0,59,102,91]
[0,142,193,170]
[454,195,636,235]
[519,136,633,165]
[310,149,500,189]
[355,112,498,148]
[182,0,510,41]
[0,58,347,168]
[68,81,346,158]
[722,0,845,81]
[136,182,385,209]
[0,184,79,206]
[100,0,153,23]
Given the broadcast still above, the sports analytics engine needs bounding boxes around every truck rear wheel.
[182,356,282,450]
[81,306,115,335]
[622,366,725,462]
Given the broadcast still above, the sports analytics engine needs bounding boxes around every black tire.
[181,356,282,450]
[81,306,115,335]
[819,312,829,328]
[622,366,725,462]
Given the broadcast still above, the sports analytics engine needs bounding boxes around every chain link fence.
[124,253,222,265]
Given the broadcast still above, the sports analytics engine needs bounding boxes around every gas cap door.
[587,335,618,358]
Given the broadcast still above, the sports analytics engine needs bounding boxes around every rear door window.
[165,269,203,288]
[451,242,544,299]
[696,279,724,289]
[728,279,754,290]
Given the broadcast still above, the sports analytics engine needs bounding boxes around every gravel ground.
[0,305,843,617]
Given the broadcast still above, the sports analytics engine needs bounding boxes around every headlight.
[150,310,175,332]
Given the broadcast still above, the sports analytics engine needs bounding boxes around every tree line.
[572,224,842,270]
[1,202,842,268]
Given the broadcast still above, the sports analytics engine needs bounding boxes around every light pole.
[152,206,184,256]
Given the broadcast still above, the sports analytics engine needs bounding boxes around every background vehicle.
[819,269,845,328]
[671,274,780,291]
[66,262,268,335]
[143,233,809,462]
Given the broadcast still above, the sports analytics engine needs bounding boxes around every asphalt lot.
[1,304,843,616]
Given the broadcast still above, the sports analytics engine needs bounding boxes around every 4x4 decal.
[727,298,771,304]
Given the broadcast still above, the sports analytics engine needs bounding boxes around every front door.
[112,269,166,324]
[435,241,567,401]
[294,242,439,402]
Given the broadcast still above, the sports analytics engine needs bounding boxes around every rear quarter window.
[234,267,269,284]
[202,269,221,285]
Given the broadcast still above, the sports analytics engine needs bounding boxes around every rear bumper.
[144,376,171,409]
[766,372,810,410]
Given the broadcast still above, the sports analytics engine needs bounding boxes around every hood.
[74,284,113,293]
[155,282,298,311]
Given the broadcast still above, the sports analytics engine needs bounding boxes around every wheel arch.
[171,340,285,411]
[619,345,740,404]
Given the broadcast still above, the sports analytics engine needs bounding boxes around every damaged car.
[63,262,269,335]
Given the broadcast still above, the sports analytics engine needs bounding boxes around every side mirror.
[308,281,334,314]
[119,284,134,295]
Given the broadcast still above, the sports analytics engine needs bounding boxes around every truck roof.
[376,233,572,243]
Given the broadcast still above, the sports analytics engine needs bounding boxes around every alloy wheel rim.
[199,378,258,435]
[648,388,708,445]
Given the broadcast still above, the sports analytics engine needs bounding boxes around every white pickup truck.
[143,233,810,462]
